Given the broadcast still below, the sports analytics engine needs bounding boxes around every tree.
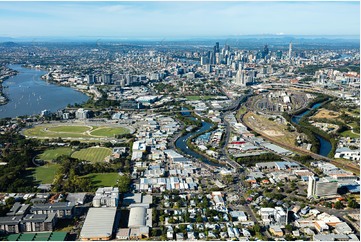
[334,201,343,209]
[117,175,131,193]
[285,224,293,233]
[253,224,261,233]
[347,199,359,209]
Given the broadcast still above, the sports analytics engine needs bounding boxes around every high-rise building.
[262,44,269,58]
[86,74,96,84]
[215,42,220,53]
[75,108,90,120]
[307,176,338,198]
[288,41,292,60]
[276,50,283,60]
[236,69,246,86]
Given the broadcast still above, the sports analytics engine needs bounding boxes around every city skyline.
[0,1,359,38]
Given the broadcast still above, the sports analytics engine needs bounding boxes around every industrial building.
[79,207,117,241]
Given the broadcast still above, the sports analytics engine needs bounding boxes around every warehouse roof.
[80,207,117,240]
[128,207,146,228]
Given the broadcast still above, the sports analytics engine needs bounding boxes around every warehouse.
[127,206,152,239]
[80,207,117,241]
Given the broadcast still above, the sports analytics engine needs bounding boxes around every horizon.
[0,1,359,38]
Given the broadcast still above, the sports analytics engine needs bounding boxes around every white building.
[75,108,89,119]
[307,176,338,198]
[93,187,119,207]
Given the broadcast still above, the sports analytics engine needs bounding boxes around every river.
[0,65,89,118]
[175,109,222,167]
[291,102,332,157]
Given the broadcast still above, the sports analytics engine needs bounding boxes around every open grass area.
[71,147,111,163]
[312,108,340,119]
[83,173,120,187]
[38,147,73,161]
[23,124,130,140]
[186,95,215,101]
[90,127,129,137]
[236,106,247,121]
[31,163,60,184]
[340,130,360,139]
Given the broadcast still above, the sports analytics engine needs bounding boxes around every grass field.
[90,127,129,137]
[340,130,360,139]
[31,163,60,184]
[83,173,120,187]
[47,126,91,133]
[38,147,73,161]
[24,124,130,140]
[71,147,112,163]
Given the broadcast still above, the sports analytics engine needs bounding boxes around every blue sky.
[0,1,359,38]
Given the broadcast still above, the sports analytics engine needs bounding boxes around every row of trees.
[236,153,282,167]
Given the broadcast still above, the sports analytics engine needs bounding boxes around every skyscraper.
[215,42,220,53]
[288,41,292,60]
[262,44,269,58]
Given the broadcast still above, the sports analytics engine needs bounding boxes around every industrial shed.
[80,207,117,241]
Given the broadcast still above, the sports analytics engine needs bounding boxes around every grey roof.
[30,202,74,212]
[123,193,142,205]
[22,213,56,223]
[80,207,117,239]
[128,207,146,228]
[313,233,350,241]
[0,216,22,225]
[142,195,153,205]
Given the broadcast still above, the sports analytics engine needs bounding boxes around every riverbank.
[288,97,335,157]
[0,67,18,105]
[174,109,224,168]
[0,65,89,118]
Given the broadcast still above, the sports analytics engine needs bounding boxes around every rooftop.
[80,207,117,239]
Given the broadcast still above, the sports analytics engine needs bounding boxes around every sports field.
[32,163,60,184]
[71,147,112,163]
[83,173,120,187]
[24,124,129,140]
[38,147,73,161]
[90,127,129,137]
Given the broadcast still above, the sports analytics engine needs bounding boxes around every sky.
[0,1,359,38]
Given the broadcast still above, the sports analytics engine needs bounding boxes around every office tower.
[307,176,338,198]
[200,56,206,65]
[215,42,220,53]
[205,64,212,73]
[236,69,246,86]
[276,50,282,60]
[288,41,292,60]
[262,44,269,58]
